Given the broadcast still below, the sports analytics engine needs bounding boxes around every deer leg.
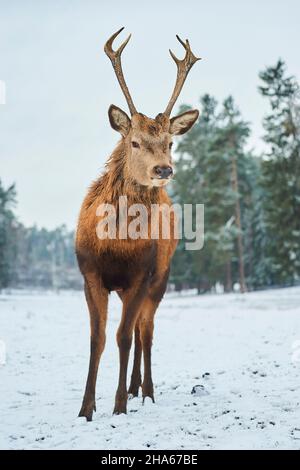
[78,274,108,421]
[140,270,169,403]
[140,300,157,403]
[128,320,142,397]
[113,282,147,415]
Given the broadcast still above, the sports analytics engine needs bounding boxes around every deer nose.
[153,166,173,179]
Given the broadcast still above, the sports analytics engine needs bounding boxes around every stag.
[76,28,200,420]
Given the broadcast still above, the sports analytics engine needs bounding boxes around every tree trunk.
[231,153,247,293]
[225,260,232,293]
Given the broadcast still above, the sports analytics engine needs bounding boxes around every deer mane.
[84,141,160,212]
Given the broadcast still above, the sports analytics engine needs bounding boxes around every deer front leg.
[128,321,142,398]
[78,274,108,421]
[140,270,169,403]
[113,282,146,415]
[140,300,156,403]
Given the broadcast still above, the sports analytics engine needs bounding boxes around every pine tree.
[171,95,265,292]
[0,180,17,288]
[259,60,300,284]
[216,96,251,292]
[171,94,224,292]
[0,180,82,289]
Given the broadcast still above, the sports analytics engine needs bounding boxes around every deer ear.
[108,105,131,136]
[169,109,199,135]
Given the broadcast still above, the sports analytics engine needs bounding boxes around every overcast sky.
[1,0,300,229]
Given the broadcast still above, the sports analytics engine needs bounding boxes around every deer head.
[104,28,200,188]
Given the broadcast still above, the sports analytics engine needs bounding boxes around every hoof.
[128,387,139,399]
[113,405,127,415]
[78,408,93,422]
[78,400,96,422]
[114,390,127,415]
[128,377,141,398]
[142,382,155,403]
[142,395,155,404]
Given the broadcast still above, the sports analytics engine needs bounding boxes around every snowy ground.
[0,287,300,450]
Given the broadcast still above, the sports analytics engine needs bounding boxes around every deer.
[76,28,200,420]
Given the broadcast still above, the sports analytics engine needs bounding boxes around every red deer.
[76,28,200,420]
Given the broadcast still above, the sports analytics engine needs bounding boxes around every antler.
[164,35,201,117]
[104,27,137,116]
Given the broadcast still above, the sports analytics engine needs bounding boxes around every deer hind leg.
[113,281,147,415]
[78,273,108,421]
[128,320,142,398]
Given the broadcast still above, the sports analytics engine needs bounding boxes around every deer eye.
[169,142,173,149]
[131,141,140,148]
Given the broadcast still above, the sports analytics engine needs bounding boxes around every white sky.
[1,0,299,229]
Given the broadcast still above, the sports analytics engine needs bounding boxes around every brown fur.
[76,117,180,419]
[76,32,199,419]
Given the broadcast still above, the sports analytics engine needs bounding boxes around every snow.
[0,286,300,450]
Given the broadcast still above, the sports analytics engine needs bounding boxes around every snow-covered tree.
[259,60,300,284]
